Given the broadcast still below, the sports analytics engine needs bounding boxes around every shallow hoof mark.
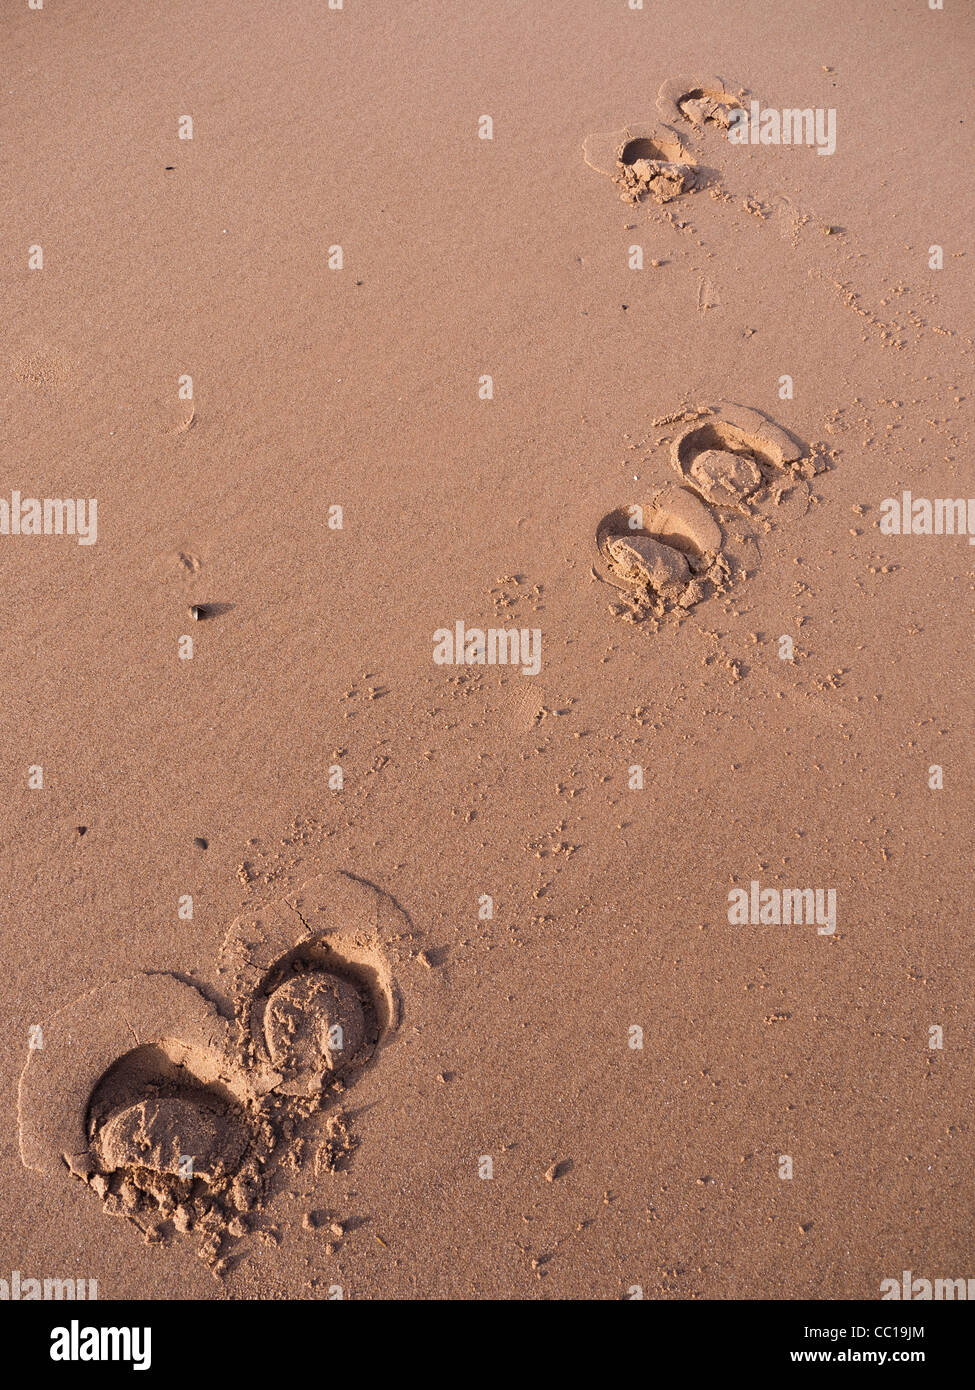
[657,75,748,129]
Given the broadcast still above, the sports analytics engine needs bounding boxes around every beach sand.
[2,0,972,1300]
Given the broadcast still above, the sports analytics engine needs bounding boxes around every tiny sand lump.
[597,404,816,624]
[18,871,414,1268]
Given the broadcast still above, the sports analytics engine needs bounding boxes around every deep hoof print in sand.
[596,404,817,628]
[219,871,402,1107]
[17,973,266,1259]
[583,124,697,204]
[18,872,410,1269]
[671,403,820,505]
[656,75,748,130]
[597,487,728,625]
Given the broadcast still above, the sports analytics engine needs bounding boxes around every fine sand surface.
[2,0,973,1300]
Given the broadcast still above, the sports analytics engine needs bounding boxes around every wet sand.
[2,0,973,1299]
